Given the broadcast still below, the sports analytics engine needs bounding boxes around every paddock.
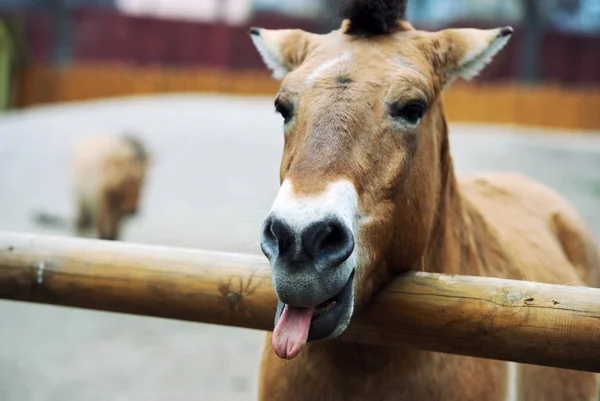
[0,94,599,400]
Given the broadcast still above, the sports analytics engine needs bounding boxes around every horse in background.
[71,132,150,241]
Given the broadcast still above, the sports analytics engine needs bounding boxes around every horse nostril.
[261,216,293,258]
[302,219,354,269]
[318,224,345,253]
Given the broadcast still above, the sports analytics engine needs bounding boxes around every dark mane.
[341,0,407,36]
[121,133,148,162]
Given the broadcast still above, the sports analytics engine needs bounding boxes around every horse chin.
[274,270,355,344]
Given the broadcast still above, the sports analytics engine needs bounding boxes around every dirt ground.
[0,94,599,401]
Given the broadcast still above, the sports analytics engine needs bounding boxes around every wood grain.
[0,231,598,372]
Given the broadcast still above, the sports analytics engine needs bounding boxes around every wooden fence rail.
[0,231,599,373]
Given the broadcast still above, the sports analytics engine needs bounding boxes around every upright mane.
[341,0,408,36]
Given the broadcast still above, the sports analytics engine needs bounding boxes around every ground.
[0,94,599,401]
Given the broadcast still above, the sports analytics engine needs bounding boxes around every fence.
[15,64,600,131]
[4,8,599,130]
[0,230,599,373]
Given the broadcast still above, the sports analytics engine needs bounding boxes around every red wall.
[20,9,600,85]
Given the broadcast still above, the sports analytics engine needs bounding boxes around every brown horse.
[250,1,600,400]
[72,133,149,241]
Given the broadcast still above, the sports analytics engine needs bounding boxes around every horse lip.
[308,270,355,342]
[274,270,355,341]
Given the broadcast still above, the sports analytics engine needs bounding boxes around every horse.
[249,0,600,400]
[72,132,149,241]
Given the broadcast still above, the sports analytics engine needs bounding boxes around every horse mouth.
[272,271,355,360]
[312,297,337,319]
[308,270,354,340]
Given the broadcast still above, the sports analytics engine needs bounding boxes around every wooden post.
[0,231,599,373]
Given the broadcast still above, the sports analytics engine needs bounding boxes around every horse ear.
[432,26,513,86]
[249,27,317,79]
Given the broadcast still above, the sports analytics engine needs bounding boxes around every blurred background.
[0,0,598,400]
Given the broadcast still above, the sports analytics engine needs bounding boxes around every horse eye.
[275,99,293,124]
[389,101,427,125]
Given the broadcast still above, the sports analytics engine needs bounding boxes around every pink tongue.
[272,305,315,360]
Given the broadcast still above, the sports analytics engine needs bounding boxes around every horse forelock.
[341,0,409,36]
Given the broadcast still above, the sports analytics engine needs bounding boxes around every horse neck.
[422,115,483,276]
